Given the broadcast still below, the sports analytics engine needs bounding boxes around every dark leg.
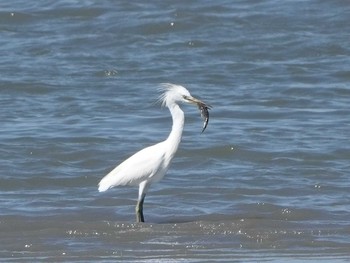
[136,181,149,223]
[136,193,146,223]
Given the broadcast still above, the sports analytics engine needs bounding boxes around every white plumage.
[98,83,210,222]
[98,142,171,190]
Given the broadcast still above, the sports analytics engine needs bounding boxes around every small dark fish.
[198,102,211,133]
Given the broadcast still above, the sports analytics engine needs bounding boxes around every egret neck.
[164,103,184,160]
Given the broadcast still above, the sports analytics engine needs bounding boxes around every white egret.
[98,83,211,222]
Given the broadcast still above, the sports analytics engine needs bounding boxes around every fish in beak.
[184,96,212,133]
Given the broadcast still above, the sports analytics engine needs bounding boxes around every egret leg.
[136,193,146,223]
[136,181,149,223]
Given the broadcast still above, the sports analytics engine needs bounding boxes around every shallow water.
[1,0,350,262]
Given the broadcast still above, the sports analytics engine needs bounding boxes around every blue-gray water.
[1,0,350,262]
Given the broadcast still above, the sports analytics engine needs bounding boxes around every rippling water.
[1,0,350,262]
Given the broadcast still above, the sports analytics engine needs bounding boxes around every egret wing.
[98,143,166,192]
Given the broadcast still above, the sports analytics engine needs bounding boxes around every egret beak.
[184,96,212,133]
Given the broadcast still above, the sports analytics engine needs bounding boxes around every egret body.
[98,83,210,222]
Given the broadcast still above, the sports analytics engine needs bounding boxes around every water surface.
[1,0,350,262]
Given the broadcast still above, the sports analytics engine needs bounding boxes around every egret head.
[159,83,211,133]
[159,83,191,107]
